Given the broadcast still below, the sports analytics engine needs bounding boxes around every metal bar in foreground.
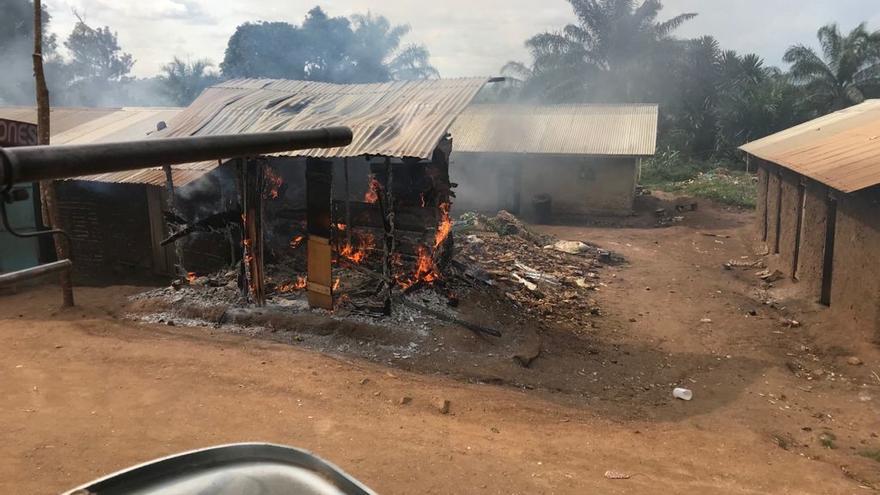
[0,259,72,287]
[0,127,353,188]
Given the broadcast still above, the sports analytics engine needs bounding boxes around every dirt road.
[2,198,878,494]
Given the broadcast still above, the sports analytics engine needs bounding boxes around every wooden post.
[381,157,394,314]
[343,157,351,247]
[306,159,333,310]
[162,164,186,276]
[33,0,73,307]
[236,158,266,306]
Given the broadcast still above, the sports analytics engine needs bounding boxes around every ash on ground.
[126,210,613,365]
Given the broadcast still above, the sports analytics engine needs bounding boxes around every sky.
[44,0,880,78]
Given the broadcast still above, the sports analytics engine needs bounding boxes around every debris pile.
[451,211,618,329]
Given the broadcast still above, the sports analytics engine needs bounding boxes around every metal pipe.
[0,259,72,287]
[0,198,71,246]
[0,127,353,189]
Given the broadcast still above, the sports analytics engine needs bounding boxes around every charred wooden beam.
[237,159,266,306]
[331,201,435,232]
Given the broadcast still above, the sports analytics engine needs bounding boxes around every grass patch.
[819,432,837,449]
[663,170,757,208]
[641,151,757,208]
[860,449,880,463]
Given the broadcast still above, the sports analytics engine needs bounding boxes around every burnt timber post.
[382,157,395,314]
[237,158,266,306]
[306,159,334,310]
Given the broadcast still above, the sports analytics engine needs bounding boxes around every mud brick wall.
[795,180,830,298]
[755,164,769,245]
[56,181,154,284]
[765,167,782,256]
[830,187,880,341]
[772,170,801,276]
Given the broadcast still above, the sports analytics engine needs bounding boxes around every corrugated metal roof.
[0,106,191,186]
[160,78,491,160]
[449,103,659,156]
[0,106,120,134]
[740,100,880,193]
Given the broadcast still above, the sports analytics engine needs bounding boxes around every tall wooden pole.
[162,164,186,276]
[33,0,74,307]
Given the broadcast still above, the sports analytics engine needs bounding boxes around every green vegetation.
[860,449,880,463]
[504,0,880,174]
[819,432,838,449]
[640,151,757,208]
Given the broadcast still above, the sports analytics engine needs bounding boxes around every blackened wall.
[56,181,155,284]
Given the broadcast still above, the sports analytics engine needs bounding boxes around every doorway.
[820,196,837,306]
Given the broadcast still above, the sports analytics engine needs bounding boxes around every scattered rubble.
[758,270,784,283]
[780,318,801,328]
[847,357,864,366]
[434,398,451,414]
[604,470,632,480]
[453,211,613,329]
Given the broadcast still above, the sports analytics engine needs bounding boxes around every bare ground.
[2,195,879,494]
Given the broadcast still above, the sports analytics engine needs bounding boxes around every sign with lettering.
[0,118,38,147]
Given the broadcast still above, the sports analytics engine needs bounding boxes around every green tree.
[221,21,306,79]
[784,23,880,113]
[506,0,696,102]
[715,54,807,152]
[64,17,134,83]
[0,0,60,104]
[61,16,134,105]
[159,57,220,106]
[220,6,438,83]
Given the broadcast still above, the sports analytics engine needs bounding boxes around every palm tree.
[504,0,696,102]
[159,57,219,106]
[348,13,439,82]
[784,23,880,113]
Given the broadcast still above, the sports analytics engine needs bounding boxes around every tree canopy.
[503,0,880,158]
[221,7,439,83]
[784,23,880,113]
[0,0,58,105]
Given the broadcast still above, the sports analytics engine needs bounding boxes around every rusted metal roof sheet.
[160,78,491,160]
[740,100,880,193]
[0,107,194,186]
[450,103,659,156]
[0,106,120,134]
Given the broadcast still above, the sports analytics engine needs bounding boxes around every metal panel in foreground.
[61,443,376,495]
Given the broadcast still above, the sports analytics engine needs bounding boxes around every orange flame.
[339,232,375,264]
[187,272,197,284]
[434,202,452,249]
[332,278,341,291]
[277,276,307,293]
[290,236,305,249]
[263,166,283,200]
[399,245,439,290]
[336,222,347,231]
[365,177,381,204]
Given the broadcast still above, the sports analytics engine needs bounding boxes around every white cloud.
[42,0,880,78]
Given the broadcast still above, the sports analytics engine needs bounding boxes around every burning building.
[741,100,880,340]
[449,103,659,220]
[153,77,494,310]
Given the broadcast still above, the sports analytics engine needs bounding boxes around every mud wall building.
[0,106,185,283]
[449,103,658,218]
[742,100,880,340]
